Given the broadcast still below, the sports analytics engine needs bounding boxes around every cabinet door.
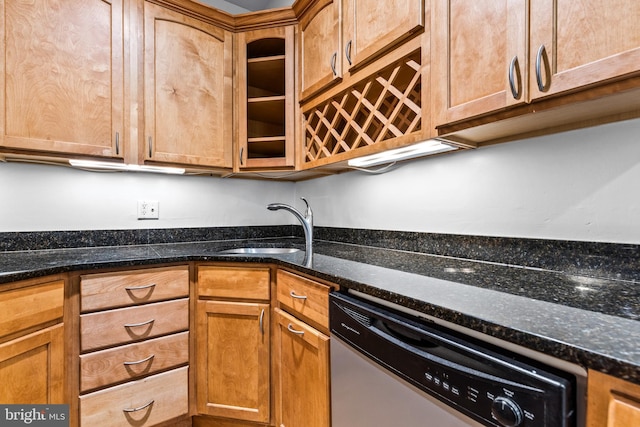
[299,0,342,101]
[196,300,270,423]
[530,0,640,99]
[0,0,124,158]
[275,309,330,427]
[342,0,424,72]
[237,26,296,169]
[0,324,64,404]
[587,370,640,427]
[432,0,527,126]
[143,2,232,168]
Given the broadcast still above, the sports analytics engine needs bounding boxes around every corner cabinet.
[236,26,296,170]
[0,0,124,159]
[143,1,232,169]
[587,370,640,427]
[0,278,65,404]
[196,265,272,425]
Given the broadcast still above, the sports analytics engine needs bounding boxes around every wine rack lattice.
[304,50,422,164]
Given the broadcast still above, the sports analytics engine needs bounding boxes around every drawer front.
[80,331,189,392]
[277,270,330,329]
[0,280,64,338]
[80,299,189,352]
[80,366,188,427]
[198,265,270,300]
[81,266,189,312]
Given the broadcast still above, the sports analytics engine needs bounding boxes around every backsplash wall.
[297,118,640,244]
[1,118,639,244]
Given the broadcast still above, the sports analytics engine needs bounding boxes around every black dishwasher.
[330,291,576,427]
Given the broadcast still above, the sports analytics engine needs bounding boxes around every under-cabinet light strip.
[69,159,185,175]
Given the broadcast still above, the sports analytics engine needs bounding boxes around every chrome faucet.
[267,197,313,266]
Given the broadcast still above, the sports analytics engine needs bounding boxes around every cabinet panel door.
[196,300,270,423]
[433,0,527,126]
[275,309,330,427]
[299,0,342,100]
[344,0,424,71]
[144,2,232,168]
[587,370,640,427]
[0,0,124,158]
[0,324,64,404]
[530,0,640,99]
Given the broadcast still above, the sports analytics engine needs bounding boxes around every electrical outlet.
[137,200,159,220]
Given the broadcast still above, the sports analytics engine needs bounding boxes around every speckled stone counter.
[1,230,639,386]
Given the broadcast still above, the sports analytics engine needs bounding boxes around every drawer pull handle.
[124,319,155,328]
[287,323,305,336]
[123,399,155,413]
[125,283,157,291]
[123,354,155,366]
[290,291,307,300]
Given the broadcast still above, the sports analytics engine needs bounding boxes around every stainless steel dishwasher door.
[331,336,483,427]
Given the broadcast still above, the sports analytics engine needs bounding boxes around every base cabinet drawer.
[80,298,189,351]
[80,331,189,392]
[80,366,188,427]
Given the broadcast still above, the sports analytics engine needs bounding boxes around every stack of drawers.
[78,266,190,427]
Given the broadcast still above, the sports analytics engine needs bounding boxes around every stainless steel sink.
[217,247,301,255]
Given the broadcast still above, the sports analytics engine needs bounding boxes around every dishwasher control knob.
[491,396,523,427]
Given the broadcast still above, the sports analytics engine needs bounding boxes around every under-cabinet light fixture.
[69,159,185,175]
[347,139,458,168]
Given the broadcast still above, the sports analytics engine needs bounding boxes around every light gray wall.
[296,118,640,243]
[1,119,639,243]
[0,163,295,232]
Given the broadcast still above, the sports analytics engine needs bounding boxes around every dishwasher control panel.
[330,292,576,427]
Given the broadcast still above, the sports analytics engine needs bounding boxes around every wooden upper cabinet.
[0,0,124,158]
[299,0,342,101]
[433,0,527,126]
[529,0,640,99]
[237,26,296,170]
[342,0,424,73]
[143,2,232,169]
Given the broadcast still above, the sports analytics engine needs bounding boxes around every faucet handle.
[300,197,312,219]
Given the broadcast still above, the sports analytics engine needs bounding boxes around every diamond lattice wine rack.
[303,49,423,166]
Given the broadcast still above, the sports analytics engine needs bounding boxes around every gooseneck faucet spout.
[267,197,313,266]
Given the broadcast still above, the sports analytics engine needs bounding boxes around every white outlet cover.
[137,200,159,220]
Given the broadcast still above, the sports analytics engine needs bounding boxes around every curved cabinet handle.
[124,319,155,329]
[508,55,521,99]
[535,44,550,92]
[123,354,155,366]
[330,52,337,76]
[287,323,305,336]
[122,400,155,413]
[115,132,120,155]
[240,147,244,166]
[148,136,153,158]
[125,283,156,292]
[289,290,307,300]
[345,40,352,65]
[259,309,265,336]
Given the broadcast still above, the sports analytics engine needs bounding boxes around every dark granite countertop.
[1,236,639,385]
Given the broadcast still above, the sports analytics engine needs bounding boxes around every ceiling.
[203,0,293,13]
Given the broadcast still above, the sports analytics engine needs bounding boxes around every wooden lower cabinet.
[587,369,640,427]
[275,308,330,427]
[80,366,188,427]
[0,324,65,404]
[196,300,271,423]
[0,278,65,405]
